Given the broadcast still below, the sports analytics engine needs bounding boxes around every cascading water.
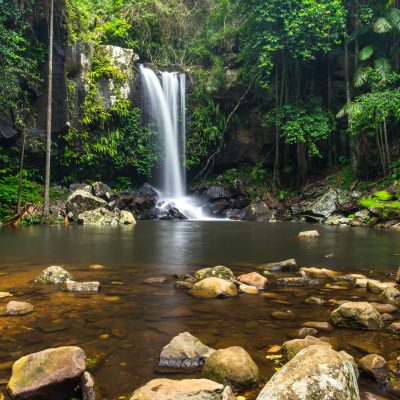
[140,65,209,220]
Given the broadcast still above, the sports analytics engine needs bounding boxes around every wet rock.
[78,207,135,225]
[358,354,390,383]
[81,371,96,400]
[355,279,379,288]
[366,280,396,294]
[331,302,384,330]
[301,321,333,332]
[91,182,117,201]
[206,186,229,200]
[34,265,73,284]
[386,380,400,398]
[62,281,100,292]
[298,230,319,239]
[381,313,393,322]
[241,202,272,222]
[129,378,235,400]
[119,210,136,224]
[0,292,11,298]
[271,310,295,320]
[300,267,338,279]
[194,266,235,282]
[379,287,400,306]
[257,345,360,400]
[370,302,397,313]
[202,346,259,390]
[307,189,346,218]
[277,277,319,286]
[144,277,167,284]
[335,274,367,282]
[258,259,297,272]
[237,272,267,289]
[206,199,230,215]
[396,266,400,284]
[158,332,215,372]
[325,215,350,226]
[298,327,318,338]
[7,346,86,400]
[0,301,33,316]
[189,277,238,299]
[239,284,258,294]
[349,340,381,355]
[225,208,246,220]
[174,281,193,290]
[66,190,107,221]
[282,336,332,361]
[137,183,159,198]
[387,321,400,334]
[305,297,325,305]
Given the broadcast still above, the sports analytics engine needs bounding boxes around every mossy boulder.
[202,346,259,390]
[379,287,400,306]
[194,266,236,282]
[256,345,360,400]
[189,277,238,299]
[7,346,86,400]
[34,266,73,285]
[282,336,332,362]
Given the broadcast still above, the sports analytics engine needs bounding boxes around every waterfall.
[140,65,210,220]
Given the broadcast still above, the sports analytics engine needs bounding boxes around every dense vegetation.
[0,0,399,218]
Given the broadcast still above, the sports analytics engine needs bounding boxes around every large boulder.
[256,345,360,400]
[258,259,297,272]
[34,266,73,284]
[379,287,400,306]
[282,336,332,361]
[366,280,396,294]
[66,190,107,221]
[129,378,235,400]
[202,346,259,390]
[77,208,136,225]
[189,278,238,299]
[7,346,86,400]
[331,302,384,330]
[137,183,159,198]
[357,354,390,383]
[206,186,230,201]
[237,272,267,289]
[158,332,215,372]
[91,182,117,201]
[305,189,346,218]
[194,266,235,282]
[241,202,272,222]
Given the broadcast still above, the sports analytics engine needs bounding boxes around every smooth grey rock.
[62,281,100,292]
[258,259,297,272]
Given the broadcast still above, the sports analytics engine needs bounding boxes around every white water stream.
[140,66,210,220]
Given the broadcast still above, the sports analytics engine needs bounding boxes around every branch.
[192,78,256,182]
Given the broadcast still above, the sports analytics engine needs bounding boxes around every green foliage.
[331,165,354,190]
[0,176,43,221]
[222,164,269,187]
[265,98,335,157]
[373,190,392,201]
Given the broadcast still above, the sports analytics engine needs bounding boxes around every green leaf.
[385,8,400,31]
[359,46,374,61]
[374,57,391,81]
[373,17,392,33]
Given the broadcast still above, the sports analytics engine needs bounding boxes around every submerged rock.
[129,378,235,400]
[144,277,167,284]
[277,277,319,286]
[256,345,360,400]
[0,301,33,316]
[7,346,86,400]
[62,281,100,292]
[158,332,215,372]
[357,354,390,383]
[298,327,318,338]
[34,265,73,284]
[366,280,396,294]
[331,302,384,330]
[66,190,107,221]
[305,297,325,305]
[239,284,258,294]
[300,267,338,279]
[194,266,235,282]
[202,346,259,390]
[387,321,400,334]
[258,259,297,272]
[237,272,267,289]
[298,230,319,239]
[271,310,295,320]
[282,336,332,361]
[189,277,238,299]
[301,321,333,332]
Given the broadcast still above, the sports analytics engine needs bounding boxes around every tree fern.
[359,46,374,61]
[373,16,392,33]
[374,57,391,81]
[385,7,400,31]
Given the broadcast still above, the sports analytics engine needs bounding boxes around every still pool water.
[0,221,399,398]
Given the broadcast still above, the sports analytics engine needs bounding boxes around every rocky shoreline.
[2,234,400,399]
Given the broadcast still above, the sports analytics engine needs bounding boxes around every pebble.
[271,310,295,320]
[89,264,106,270]
[301,321,333,332]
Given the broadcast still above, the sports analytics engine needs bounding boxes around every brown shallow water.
[0,221,399,399]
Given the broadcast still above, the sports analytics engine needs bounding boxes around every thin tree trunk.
[273,60,281,189]
[376,125,386,174]
[327,53,334,166]
[16,131,26,214]
[383,118,391,171]
[44,0,54,216]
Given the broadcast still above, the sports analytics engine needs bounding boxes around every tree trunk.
[273,61,281,189]
[44,0,54,216]
[383,118,391,172]
[16,131,26,214]
[327,53,334,166]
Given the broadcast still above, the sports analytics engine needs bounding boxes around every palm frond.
[354,66,369,87]
[385,8,400,31]
[373,17,392,33]
[359,46,374,61]
[374,57,391,81]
